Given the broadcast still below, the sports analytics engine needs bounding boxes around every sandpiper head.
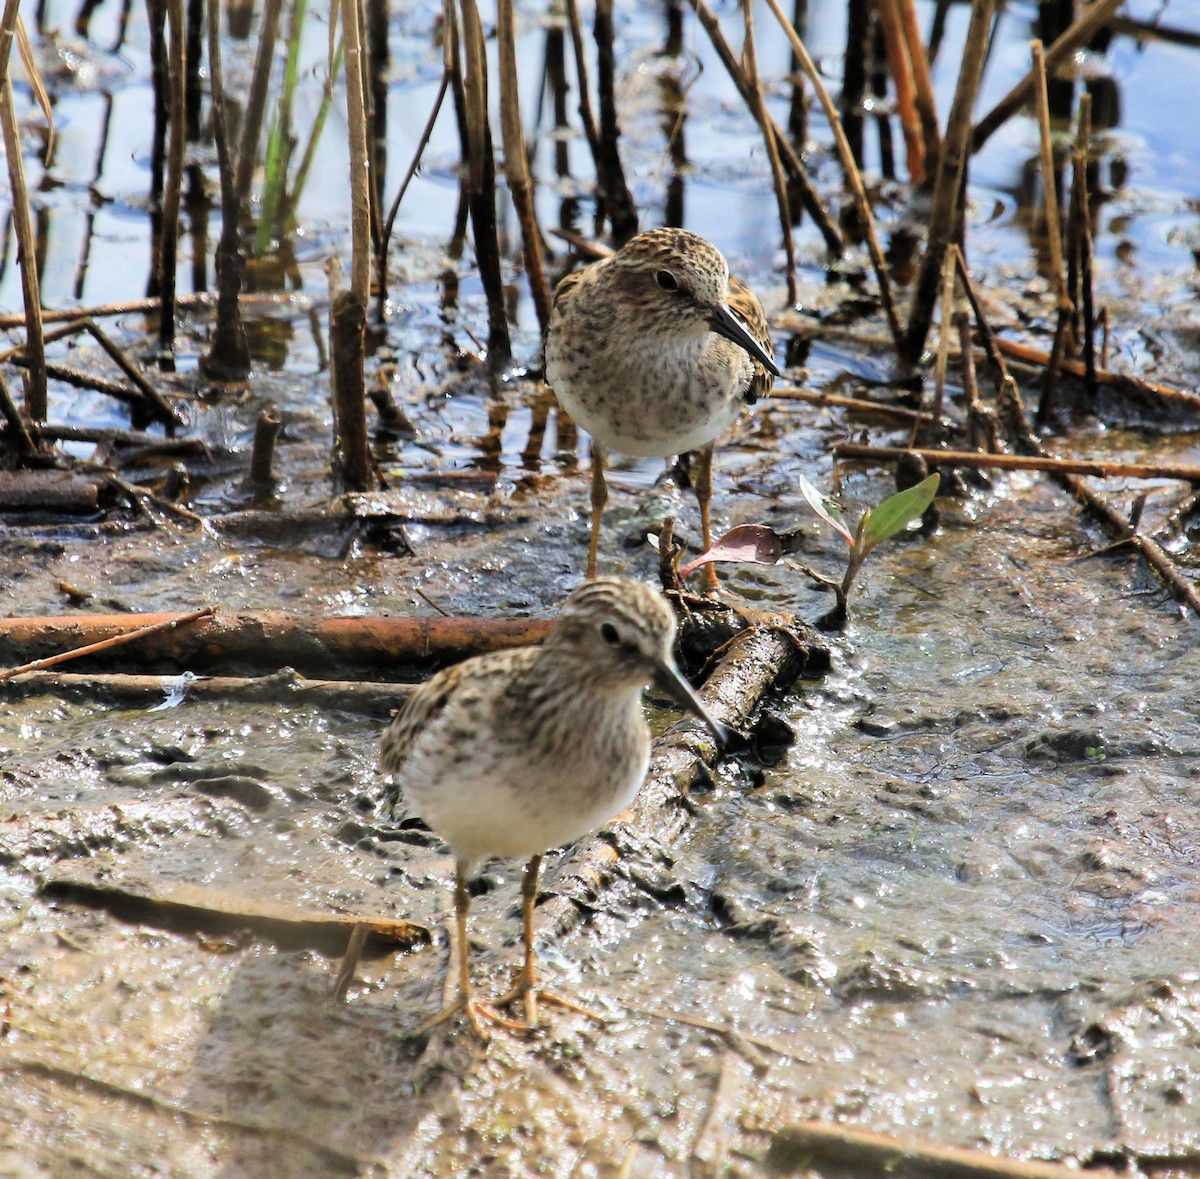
[607,228,779,377]
[549,577,728,743]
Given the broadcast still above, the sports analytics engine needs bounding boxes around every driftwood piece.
[40,860,430,955]
[0,610,556,676]
[541,618,827,939]
[765,1120,1121,1178]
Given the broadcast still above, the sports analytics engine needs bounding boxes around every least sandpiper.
[544,227,779,592]
[379,576,727,1038]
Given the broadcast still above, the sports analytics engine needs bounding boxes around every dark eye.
[655,269,678,292]
[600,622,621,646]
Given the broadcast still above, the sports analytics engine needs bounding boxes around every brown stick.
[0,367,36,454]
[0,291,311,331]
[971,0,1123,152]
[329,289,373,493]
[877,0,924,183]
[1073,96,1098,401]
[248,403,283,484]
[770,387,931,424]
[496,0,551,332]
[897,0,940,175]
[761,0,901,340]
[741,0,796,303]
[0,607,215,682]
[994,339,1200,412]
[833,443,1200,484]
[1030,40,1068,309]
[3,669,413,714]
[765,1120,1123,1179]
[0,610,555,676]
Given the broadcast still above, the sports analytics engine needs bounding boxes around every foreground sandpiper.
[379,576,727,1038]
[544,227,779,592]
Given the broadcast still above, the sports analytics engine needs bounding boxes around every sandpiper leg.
[694,444,720,595]
[412,862,525,1040]
[587,443,608,580]
[493,854,609,1029]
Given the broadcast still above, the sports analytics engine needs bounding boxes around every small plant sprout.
[677,472,939,629]
[791,472,940,628]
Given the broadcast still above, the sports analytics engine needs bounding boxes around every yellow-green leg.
[492,855,609,1029]
[411,861,524,1041]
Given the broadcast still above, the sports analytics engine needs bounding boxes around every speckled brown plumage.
[379,576,726,1038]
[543,227,778,590]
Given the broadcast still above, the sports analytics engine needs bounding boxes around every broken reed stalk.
[342,0,372,304]
[1031,40,1068,308]
[900,0,995,364]
[957,310,999,452]
[689,0,843,258]
[496,0,552,332]
[0,291,307,330]
[376,65,451,321]
[0,0,47,423]
[762,0,900,343]
[201,0,251,380]
[67,319,184,429]
[841,0,870,165]
[897,0,939,175]
[327,0,373,492]
[455,0,512,363]
[233,0,283,205]
[592,0,640,245]
[919,244,957,444]
[877,0,924,183]
[741,0,796,304]
[329,290,373,492]
[562,0,602,178]
[972,0,1122,153]
[156,0,186,358]
[247,402,283,485]
[1073,95,1098,401]
[834,443,1200,485]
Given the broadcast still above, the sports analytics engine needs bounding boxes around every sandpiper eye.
[599,622,621,646]
[654,269,679,292]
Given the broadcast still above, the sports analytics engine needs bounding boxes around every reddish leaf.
[679,525,783,577]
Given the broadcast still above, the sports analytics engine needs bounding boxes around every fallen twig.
[0,606,215,682]
[765,1120,1122,1178]
[833,443,1200,484]
[770,386,930,424]
[2,669,413,715]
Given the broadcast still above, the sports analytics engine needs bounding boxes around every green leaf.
[859,474,940,553]
[798,474,855,547]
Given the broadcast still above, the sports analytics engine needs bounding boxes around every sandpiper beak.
[708,302,780,377]
[652,662,729,745]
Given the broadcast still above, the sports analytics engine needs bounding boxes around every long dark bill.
[708,302,780,377]
[652,662,729,745]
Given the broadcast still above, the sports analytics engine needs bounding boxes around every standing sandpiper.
[544,227,779,592]
[379,576,727,1039]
